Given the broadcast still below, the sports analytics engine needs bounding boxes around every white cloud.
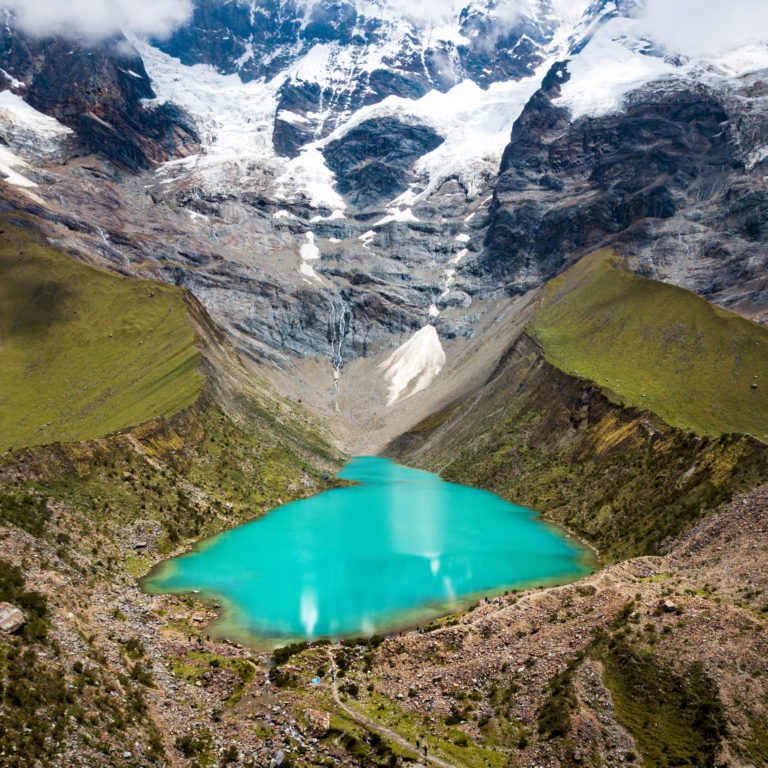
[2,0,192,41]
[637,0,768,58]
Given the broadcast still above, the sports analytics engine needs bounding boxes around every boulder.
[41,570,67,587]
[0,603,25,633]
[305,709,330,737]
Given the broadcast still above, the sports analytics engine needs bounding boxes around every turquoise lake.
[143,457,592,642]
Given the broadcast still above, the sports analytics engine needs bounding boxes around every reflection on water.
[144,457,591,640]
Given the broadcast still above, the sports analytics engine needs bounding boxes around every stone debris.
[0,602,25,633]
[304,708,330,737]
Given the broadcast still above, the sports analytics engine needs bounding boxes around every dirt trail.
[325,651,459,768]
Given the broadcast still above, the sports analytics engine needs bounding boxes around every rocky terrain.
[479,60,768,321]
[2,414,766,767]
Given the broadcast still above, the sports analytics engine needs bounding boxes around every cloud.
[637,0,768,57]
[2,0,192,41]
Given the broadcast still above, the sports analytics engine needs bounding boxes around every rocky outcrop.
[475,60,768,323]
[304,709,330,737]
[323,117,445,208]
[480,62,733,288]
[273,70,427,158]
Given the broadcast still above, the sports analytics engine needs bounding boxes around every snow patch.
[0,68,24,89]
[379,325,446,406]
[235,41,255,70]
[0,90,72,155]
[454,233,470,243]
[133,37,281,186]
[277,109,310,125]
[448,248,468,265]
[310,209,345,222]
[298,232,323,283]
[300,262,322,282]
[275,147,346,210]
[0,145,37,188]
[0,144,45,204]
[555,14,768,122]
[300,231,320,261]
[554,21,676,119]
[359,230,376,248]
[374,206,419,227]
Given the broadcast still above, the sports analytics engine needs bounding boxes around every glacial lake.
[143,457,592,643]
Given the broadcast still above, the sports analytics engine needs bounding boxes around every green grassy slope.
[529,249,768,440]
[0,219,204,450]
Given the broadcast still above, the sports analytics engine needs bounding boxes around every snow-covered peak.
[135,0,621,206]
[130,0,768,212]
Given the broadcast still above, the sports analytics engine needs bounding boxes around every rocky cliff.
[477,59,768,322]
[0,24,198,170]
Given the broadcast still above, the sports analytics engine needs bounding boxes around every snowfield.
[0,90,72,157]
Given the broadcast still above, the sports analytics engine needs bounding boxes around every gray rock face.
[479,60,768,318]
[0,22,199,170]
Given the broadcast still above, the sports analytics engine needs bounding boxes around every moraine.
[143,457,592,643]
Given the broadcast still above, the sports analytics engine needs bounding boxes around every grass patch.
[0,492,50,537]
[358,691,506,768]
[530,248,768,440]
[0,217,203,449]
[600,638,726,768]
[171,651,255,685]
[746,716,768,767]
[537,657,581,739]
